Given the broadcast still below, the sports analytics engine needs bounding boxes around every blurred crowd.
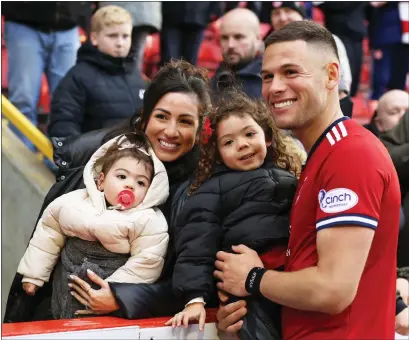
[2,2,409,140]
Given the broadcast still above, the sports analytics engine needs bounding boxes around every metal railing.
[1,95,53,161]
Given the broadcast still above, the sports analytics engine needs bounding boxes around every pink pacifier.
[117,190,135,209]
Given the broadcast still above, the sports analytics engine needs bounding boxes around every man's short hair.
[91,5,133,33]
[265,20,339,61]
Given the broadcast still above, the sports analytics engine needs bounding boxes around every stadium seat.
[197,38,222,77]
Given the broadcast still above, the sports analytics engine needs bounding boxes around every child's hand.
[23,282,39,296]
[165,303,206,331]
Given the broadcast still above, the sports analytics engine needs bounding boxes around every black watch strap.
[245,267,266,296]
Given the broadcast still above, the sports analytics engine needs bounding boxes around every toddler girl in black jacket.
[166,90,305,339]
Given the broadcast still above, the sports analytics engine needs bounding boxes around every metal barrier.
[1,94,53,161]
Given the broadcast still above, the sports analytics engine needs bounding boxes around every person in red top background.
[214,20,400,339]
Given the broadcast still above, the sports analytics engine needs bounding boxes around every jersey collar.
[302,116,350,170]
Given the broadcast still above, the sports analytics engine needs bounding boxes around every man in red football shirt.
[214,21,400,339]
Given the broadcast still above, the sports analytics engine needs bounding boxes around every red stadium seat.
[78,26,87,44]
[260,23,272,39]
[37,74,50,114]
[197,39,222,77]
[352,97,372,125]
[143,33,161,79]
[1,16,7,90]
[312,7,325,25]
[2,45,8,90]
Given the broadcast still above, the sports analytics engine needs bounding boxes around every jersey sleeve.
[315,137,387,231]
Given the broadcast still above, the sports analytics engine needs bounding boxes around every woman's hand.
[69,269,120,315]
[216,290,247,334]
[22,282,39,296]
[165,303,206,331]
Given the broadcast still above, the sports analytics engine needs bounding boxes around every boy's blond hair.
[91,5,133,33]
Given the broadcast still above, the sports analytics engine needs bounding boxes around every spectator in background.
[267,2,354,117]
[48,5,146,141]
[211,8,263,100]
[365,89,409,136]
[100,2,162,72]
[160,2,222,66]
[368,2,409,102]
[317,2,368,97]
[2,2,89,151]
[379,110,409,270]
[365,94,409,335]
[380,111,409,336]
[223,1,263,18]
[269,2,306,33]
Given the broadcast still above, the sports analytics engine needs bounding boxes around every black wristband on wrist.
[245,267,266,296]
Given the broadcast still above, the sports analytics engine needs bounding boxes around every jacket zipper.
[124,74,137,110]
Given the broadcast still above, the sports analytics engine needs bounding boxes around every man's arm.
[260,226,374,314]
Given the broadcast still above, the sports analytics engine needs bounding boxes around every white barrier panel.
[2,309,406,340]
[1,309,235,340]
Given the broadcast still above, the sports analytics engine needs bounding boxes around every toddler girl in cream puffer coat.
[17,132,169,319]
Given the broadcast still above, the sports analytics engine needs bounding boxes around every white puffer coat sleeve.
[106,210,169,284]
[17,195,68,287]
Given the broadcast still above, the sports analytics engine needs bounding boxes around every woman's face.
[144,92,200,162]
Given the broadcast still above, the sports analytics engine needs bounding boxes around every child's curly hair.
[188,89,305,196]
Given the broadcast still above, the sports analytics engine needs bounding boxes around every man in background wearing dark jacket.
[211,8,263,100]
[364,89,409,137]
[379,109,409,268]
[48,5,146,141]
[2,2,91,151]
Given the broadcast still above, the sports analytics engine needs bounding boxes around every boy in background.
[48,5,146,141]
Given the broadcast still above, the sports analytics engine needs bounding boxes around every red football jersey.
[282,117,400,340]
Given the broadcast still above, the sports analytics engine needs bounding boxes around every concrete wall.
[1,122,55,319]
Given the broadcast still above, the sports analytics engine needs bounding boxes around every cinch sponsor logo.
[318,188,358,213]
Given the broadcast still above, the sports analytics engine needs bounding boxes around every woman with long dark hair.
[4,59,212,322]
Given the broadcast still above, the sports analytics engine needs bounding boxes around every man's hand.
[22,282,39,296]
[165,303,206,331]
[216,291,247,334]
[214,245,263,297]
[395,307,409,336]
[397,278,409,304]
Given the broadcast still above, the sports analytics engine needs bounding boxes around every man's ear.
[97,173,105,191]
[326,61,340,91]
[266,139,272,147]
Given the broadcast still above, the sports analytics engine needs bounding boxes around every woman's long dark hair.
[103,60,212,144]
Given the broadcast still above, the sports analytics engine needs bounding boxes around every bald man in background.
[211,8,263,99]
[365,89,409,136]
